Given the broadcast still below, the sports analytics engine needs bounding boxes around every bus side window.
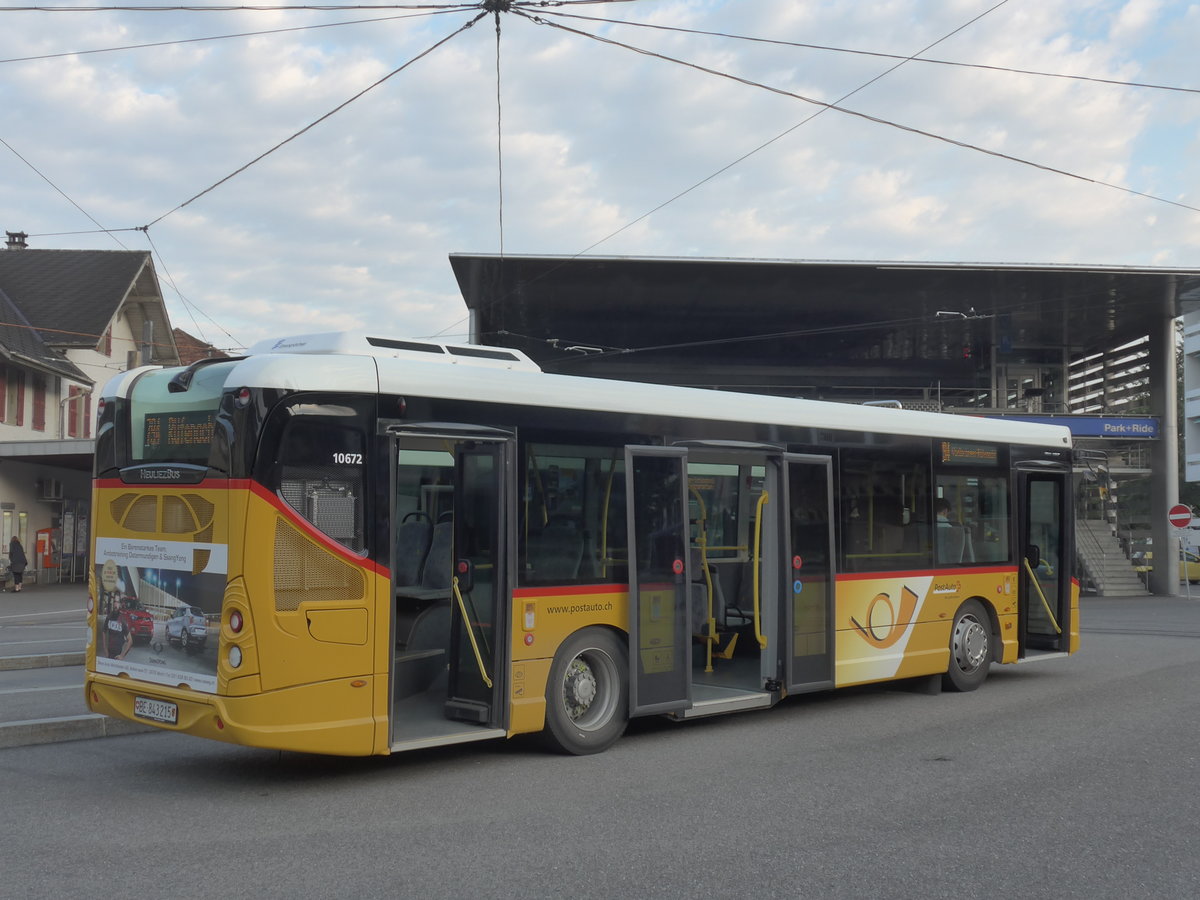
[935,474,1009,564]
[522,443,626,585]
[839,448,931,573]
[273,407,368,554]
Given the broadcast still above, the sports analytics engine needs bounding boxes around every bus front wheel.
[543,627,628,755]
[943,600,992,692]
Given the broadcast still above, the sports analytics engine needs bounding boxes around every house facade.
[0,232,181,582]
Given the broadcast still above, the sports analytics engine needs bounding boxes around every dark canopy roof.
[451,254,1200,395]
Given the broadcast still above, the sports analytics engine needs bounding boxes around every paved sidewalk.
[0,580,156,749]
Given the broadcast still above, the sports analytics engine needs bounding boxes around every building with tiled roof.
[172,327,228,365]
[0,233,181,582]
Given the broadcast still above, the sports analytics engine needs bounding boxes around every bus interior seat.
[394,511,432,587]
[876,523,906,554]
[937,525,966,563]
[527,517,585,581]
[396,517,453,602]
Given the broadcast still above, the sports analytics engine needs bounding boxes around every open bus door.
[625,445,692,716]
[780,454,836,691]
[388,424,513,750]
[1016,465,1072,656]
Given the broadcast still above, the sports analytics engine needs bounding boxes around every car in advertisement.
[166,604,209,653]
[118,598,155,645]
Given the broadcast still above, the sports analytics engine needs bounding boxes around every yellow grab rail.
[689,486,718,673]
[452,576,493,688]
[1022,558,1062,635]
[752,490,769,649]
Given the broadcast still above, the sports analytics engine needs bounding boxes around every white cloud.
[1,0,1197,352]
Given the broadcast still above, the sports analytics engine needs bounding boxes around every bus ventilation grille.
[112,494,215,535]
[273,517,366,611]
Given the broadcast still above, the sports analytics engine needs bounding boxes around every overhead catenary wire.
[8,0,1196,355]
[141,229,248,351]
[0,1,637,10]
[1,136,130,250]
[517,8,1200,217]
[0,9,466,65]
[435,0,1015,335]
[141,9,488,229]
[493,6,505,258]
[536,8,1200,97]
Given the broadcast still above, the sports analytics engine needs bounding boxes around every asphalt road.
[2,595,1199,900]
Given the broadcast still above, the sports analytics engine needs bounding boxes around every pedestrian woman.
[8,535,27,593]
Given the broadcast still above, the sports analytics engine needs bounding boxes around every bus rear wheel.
[543,627,628,755]
[943,600,992,692]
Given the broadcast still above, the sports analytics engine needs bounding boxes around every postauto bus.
[86,333,1078,756]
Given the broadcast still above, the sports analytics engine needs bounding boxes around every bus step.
[444,698,490,723]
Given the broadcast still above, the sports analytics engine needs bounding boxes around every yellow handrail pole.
[1022,558,1062,635]
[689,487,717,673]
[452,576,493,688]
[600,456,617,578]
[753,490,769,649]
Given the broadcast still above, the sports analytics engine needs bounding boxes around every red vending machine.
[36,527,61,582]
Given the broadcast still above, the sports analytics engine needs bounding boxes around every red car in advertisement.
[118,598,154,645]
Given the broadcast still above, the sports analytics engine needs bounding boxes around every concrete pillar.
[1149,277,1179,596]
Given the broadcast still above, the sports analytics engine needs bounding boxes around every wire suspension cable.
[430,0,1013,342]
[433,0,1011,335]
[520,10,1200,217]
[494,6,505,257]
[143,10,487,229]
[536,8,1200,96]
[1,136,130,250]
[0,9,465,65]
[2,4,477,11]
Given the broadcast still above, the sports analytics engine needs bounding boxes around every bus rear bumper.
[86,673,384,756]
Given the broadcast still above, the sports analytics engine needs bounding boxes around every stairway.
[1075,518,1149,596]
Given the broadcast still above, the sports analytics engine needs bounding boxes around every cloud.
[1,1,1197,352]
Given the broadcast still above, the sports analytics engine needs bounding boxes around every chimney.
[5,231,28,250]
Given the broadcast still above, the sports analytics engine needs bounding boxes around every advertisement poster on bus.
[93,537,227,693]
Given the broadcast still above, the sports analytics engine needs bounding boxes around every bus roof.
[230,333,1070,449]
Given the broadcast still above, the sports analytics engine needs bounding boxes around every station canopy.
[451,254,1200,403]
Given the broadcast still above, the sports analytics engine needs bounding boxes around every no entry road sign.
[1169,504,1193,528]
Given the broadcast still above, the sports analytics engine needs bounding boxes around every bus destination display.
[143,410,215,456]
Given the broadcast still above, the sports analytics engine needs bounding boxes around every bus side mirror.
[1025,544,1040,568]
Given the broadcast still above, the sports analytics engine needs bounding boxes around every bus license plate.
[134,696,178,724]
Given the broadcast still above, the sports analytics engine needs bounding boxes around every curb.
[0,714,158,750]
[0,652,85,671]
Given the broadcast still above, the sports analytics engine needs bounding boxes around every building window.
[67,385,83,437]
[32,375,46,432]
[103,326,113,357]
[7,371,25,426]
[68,386,94,438]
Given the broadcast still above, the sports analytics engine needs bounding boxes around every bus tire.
[543,627,628,755]
[943,599,991,692]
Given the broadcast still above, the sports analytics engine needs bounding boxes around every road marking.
[0,685,79,695]
[0,638,86,646]
[0,610,87,622]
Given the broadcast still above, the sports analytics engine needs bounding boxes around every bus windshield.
[129,363,236,465]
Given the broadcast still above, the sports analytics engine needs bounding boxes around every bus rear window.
[129,364,235,464]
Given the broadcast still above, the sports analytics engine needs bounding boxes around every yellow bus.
[86,333,1078,756]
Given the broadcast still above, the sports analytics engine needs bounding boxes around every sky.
[1,0,1198,354]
